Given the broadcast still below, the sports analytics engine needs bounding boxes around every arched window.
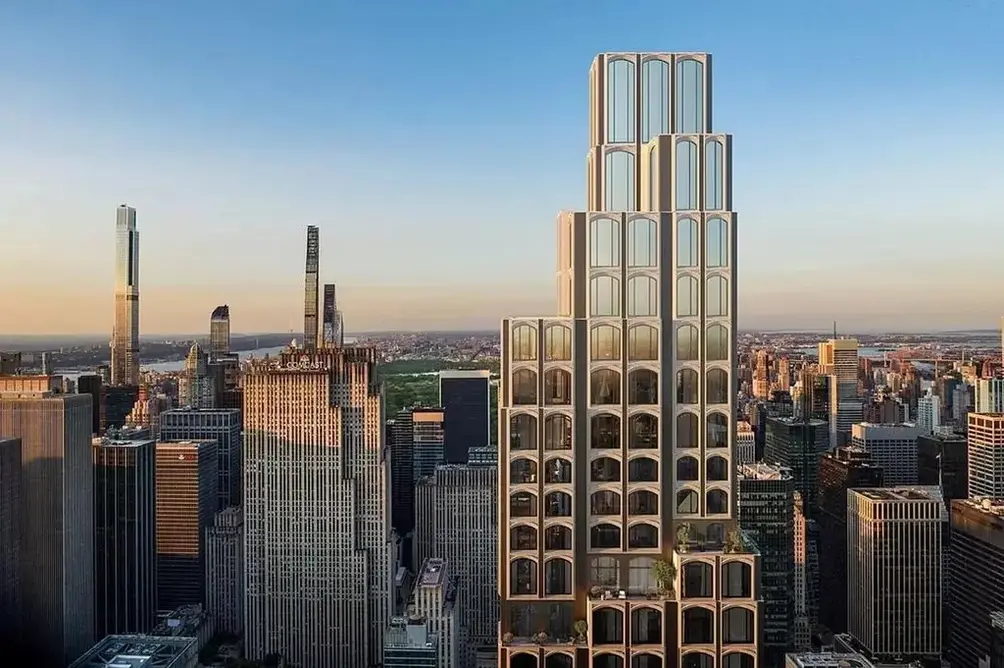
[676,489,699,514]
[677,369,698,404]
[676,412,698,448]
[544,414,571,450]
[628,325,659,361]
[545,458,572,484]
[547,655,574,668]
[632,653,664,668]
[544,558,573,595]
[707,412,728,448]
[707,456,729,482]
[510,414,537,451]
[590,217,620,267]
[707,368,729,405]
[544,368,572,405]
[707,275,728,317]
[510,525,537,551]
[722,607,754,644]
[607,58,636,143]
[544,324,572,361]
[591,369,621,405]
[722,562,752,598]
[628,217,658,267]
[510,492,537,518]
[590,523,622,549]
[591,324,622,361]
[628,523,659,549]
[628,457,659,482]
[629,369,658,405]
[592,607,625,644]
[706,324,729,361]
[510,458,538,484]
[677,275,699,317]
[683,562,713,598]
[629,414,658,449]
[677,218,698,268]
[677,324,699,361]
[675,58,705,134]
[511,653,539,668]
[627,275,658,317]
[605,150,636,211]
[707,490,729,514]
[641,58,670,142]
[545,491,572,517]
[591,414,620,449]
[704,141,724,210]
[675,140,698,210]
[545,525,572,551]
[512,369,538,405]
[723,654,755,668]
[510,558,537,595]
[682,608,713,644]
[590,457,621,482]
[591,275,621,317]
[682,654,713,668]
[591,490,621,515]
[707,217,728,267]
[648,145,659,209]
[512,324,537,361]
[629,490,658,515]
[676,456,699,481]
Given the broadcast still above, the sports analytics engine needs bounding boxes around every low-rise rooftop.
[855,487,941,502]
[738,462,792,480]
[68,634,196,668]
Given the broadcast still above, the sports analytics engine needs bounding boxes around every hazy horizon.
[3,2,1004,335]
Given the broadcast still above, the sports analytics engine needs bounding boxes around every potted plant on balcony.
[533,631,549,645]
[501,632,513,646]
[573,619,588,643]
[725,529,743,553]
[676,523,692,553]
[589,585,603,599]
[652,558,677,596]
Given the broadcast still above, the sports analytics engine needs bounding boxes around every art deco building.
[210,305,231,356]
[178,342,215,409]
[244,345,390,667]
[111,204,140,386]
[498,52,759,668]
[206,506,244,636]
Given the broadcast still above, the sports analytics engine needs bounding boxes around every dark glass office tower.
[763,416,828,515]
[93,435,157,635]
[0,437,20,643]
[439,370,490,463]
[104,384,139,431]
[917,431,968,501]
[77,374,102,435]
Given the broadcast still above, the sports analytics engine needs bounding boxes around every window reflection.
[675,140,698,211]
[683,562,713,598]
[512,324,537,361]
[628,325,659,361]
[677,324,699,361]
[722,562,752,598]
[591,369,621,405]
[682,608,713,644]
[545,525,572,551]
[677,218,698,268]
[628,490,658,515]
[606,150,636,211]
[704,140,724,210]
[629,414,658,449]
[629,369,659,405]
[591,490,621,515]
[707,276,728,317]
[590,217,620,267]
[590,456,621,482]
[544,558,573,595]
[677,456,699,481]
[607,58,636,143]
[676,412,698,448]
[677,489,699,514]
[510,558,537,595]
[512,369,538,405]
[544,414,572,450]
[707,490,729,514]
[591,524,622,550]
[707,218,728,268]
[707,412,728,448]
[677,276,699,317]
[510,458,537,484]
[706,324,729,361]
[628,457,658,482]
[591,324,622,361]
[545,458,572,484]
[544,368,572,406]
[546,491,572,517]
[627,275,658,317]
[628,217,658,267]
[591,414,621,449]
[544,324,572,361]
[592,608,625,645]
[510,492,538,517]
[707,456,729,482]
[641,58,670,142]
[511,525,537,551]
[628,524,659,549]
[707,369,729,405]
[723,608,754,644]
[683,654,713,668]
[590,275,621,317]
[648,146,659,210]
[675,58,705,134]
[510,414,537,451]
[677,369,698,404]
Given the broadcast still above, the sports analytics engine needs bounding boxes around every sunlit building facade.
[111,204,140,386]
[498,52,759,668]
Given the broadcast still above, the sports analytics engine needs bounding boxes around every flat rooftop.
[738,462,791,480]
[785,652,873,668]
[956,497,1004,517]
[93,436,155,448]
[417,558,447,587]
[68,634,196,668]
[855,487,940,502]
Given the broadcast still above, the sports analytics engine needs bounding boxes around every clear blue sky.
[1,0,1003,334]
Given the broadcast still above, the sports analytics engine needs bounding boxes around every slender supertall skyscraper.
[322,283,344,348]
[111,204,140,386]
[304,225,320,349]
[499,53,759,666]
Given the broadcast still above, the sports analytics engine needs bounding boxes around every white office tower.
[411,559,464,668]
[850,422,923,485]
[967,413,1004,499]
[916,389,941,435]
[819,339,861,448]
[243,347,390,667]
[205,506,243,636]
[975,378,1004,414]
[415,463,498,658]
[847,488,946,662]
[736,420,755,465]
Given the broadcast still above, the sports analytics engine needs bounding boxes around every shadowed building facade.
[498,52,760,668]
[0,437,21,643]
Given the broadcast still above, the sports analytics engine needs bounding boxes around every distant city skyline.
[3,2,1004,334]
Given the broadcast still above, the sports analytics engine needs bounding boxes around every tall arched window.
[591,370,621,405]
[707,412,728,448]
[607,58,636,143]
[676,456,699,481]
[544,558,573,595]
[544,368,572,405]
[512,369,538,405]
[707,276,728,317]
[627,217,658,267]
[677,324,699,361]
[512,324,537,361]
[605,150,636,211]
[677,218,698,268]
[590,217,620,267]
[707,368,730,405]
[591,414,620,449]
[629,414,658,449]
[675,58,705,134]
[591,324,622,361]
[544,414,572,450]
[510,414,537,451]
[707,217,728,268]
[628,369,659,405]
[676,489,699,514]
[708,490,729,514]
[676,412,698,448]
[675,140,698,211]
[510,558,537,595]
[677,369,698,404]
[648,146,659,209]
[544,324,572,361]
[706,324,729,361]
[590,275,621,317]
[676,275,699,317]
[627,275,658,317]
[704,140,724,210]
[628,325,659,361]
[641,58,670,142]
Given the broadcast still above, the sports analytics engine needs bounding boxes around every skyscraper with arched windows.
[498,53,761,668]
